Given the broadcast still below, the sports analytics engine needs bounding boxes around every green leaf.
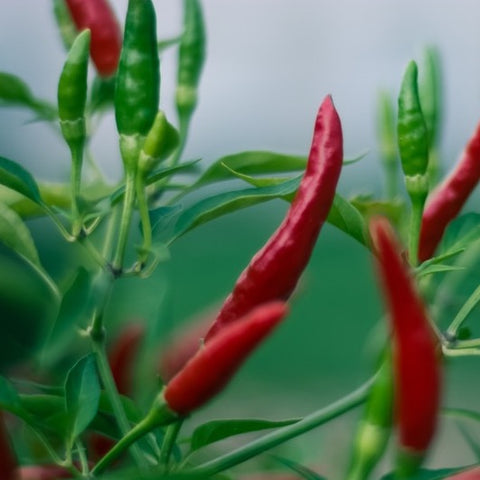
[19,393,69,439]
[443,407,480,424]
[0,72,56,120]
[158,36,182,53]
[65,354,101,444]
[272,455,325,479]
[0,375,26,417]
[438,213,480,257]
[190,418,300,452]
[416,264,464,279]
[219,162,294,188]
[193,151,307,188]
[41,268,93,365]
[0,156,42,203]
[327,195,368,246]
[0,201,40,266]
[164,176,301,243]
[381,466,473,480]
[350,195,405,227]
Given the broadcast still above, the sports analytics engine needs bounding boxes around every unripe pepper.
[53,0,78,51]
[164,302,288,415]
[346,353,393,480]
[205,95,343,341]
[64,0,122,77]
[418,120,480,262]
[370,217,441,477]
[58,29,90,150]
[115,0,160,170]
[176,0,206,120]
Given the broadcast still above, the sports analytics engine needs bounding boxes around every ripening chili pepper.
[397,60,430,265]
[397,61,430,180]
[346,352,393,480]
[138,111,180,176]
[418,120,480,262]
[205,95,343,341]
[0,414,17,480]
[108,322,145,396]
[164,302,288,415]
[115,0,160,170]
[58,29,90,150]
[370,217,441,477]
[64,0,122,77]
[176,0,206,121]
[159,307,214,382]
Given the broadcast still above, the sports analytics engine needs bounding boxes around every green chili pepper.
[57,29,90,236]
[397,60,430,265]
[53,0,78,52]
[138,111,179,175]
[176,0,206,120]
[58,29,90,146]
[397,61,429,179]
[346,352,393,480]
[115,0,160,170]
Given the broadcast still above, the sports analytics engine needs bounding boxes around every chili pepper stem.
[159,419,184,472]
[70,142,84,237]
[112,169,137,273]
[135,171,152,266]
[190,377,374,477]
[405,176,427,267]
[446,283,480,339]
[92,394,177,475]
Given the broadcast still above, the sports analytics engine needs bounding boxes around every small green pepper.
[176,0,206,120]
[115,0,160,171]
[58,29,90,148]
[346,353,393,480]
[138,111,179,175]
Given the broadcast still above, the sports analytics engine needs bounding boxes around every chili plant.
[2,2,480,479]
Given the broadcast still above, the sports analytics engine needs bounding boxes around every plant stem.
[191,377,373,477]
[112,170,137,272]
[70,142,84,237]
[159,419,184,472]
[446,283,480,338]
[135,171,152,265]
[408,197,424,268]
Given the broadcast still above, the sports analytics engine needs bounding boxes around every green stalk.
[70,142,84,237]
[135,172,152,266]
[160,419,184,472]
[191,377,373,477]
[112,170,137,272]
[408,195,425,268]
[446,284,480,338]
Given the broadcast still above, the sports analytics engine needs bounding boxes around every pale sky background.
[1,1,480,193]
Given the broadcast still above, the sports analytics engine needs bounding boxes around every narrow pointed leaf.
[0,157,42,203]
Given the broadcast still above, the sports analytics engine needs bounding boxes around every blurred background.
[2,0,480,477]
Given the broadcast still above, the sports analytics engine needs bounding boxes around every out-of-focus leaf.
[0,156,42,204]
[190,418,300,452]
[272,455,325,479]
[328,195,368,246]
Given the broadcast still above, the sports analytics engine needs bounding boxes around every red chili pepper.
[18,465,72,480]
[64,0,122,77]
[108,322,145,396]
[164,302,288,415]
[0,414,16,480]
[159,308,214,383]
[418,120,480,262]
[205,95,343,341]
[370,217,441,474]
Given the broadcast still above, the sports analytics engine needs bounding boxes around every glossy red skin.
[164,302,288,415]
[205,95,343,341]
[370,217,441,455]
[419,121,480,262]
[0,414,17,480]
[108,323,145,396]
[18,465,71,480]
[65,0,122,77]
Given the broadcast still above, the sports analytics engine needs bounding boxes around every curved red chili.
[65,0,122,77]
[419,120,480,262]
[205,95,343,341]
[370,217,441,473]
[164,302,288,415]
